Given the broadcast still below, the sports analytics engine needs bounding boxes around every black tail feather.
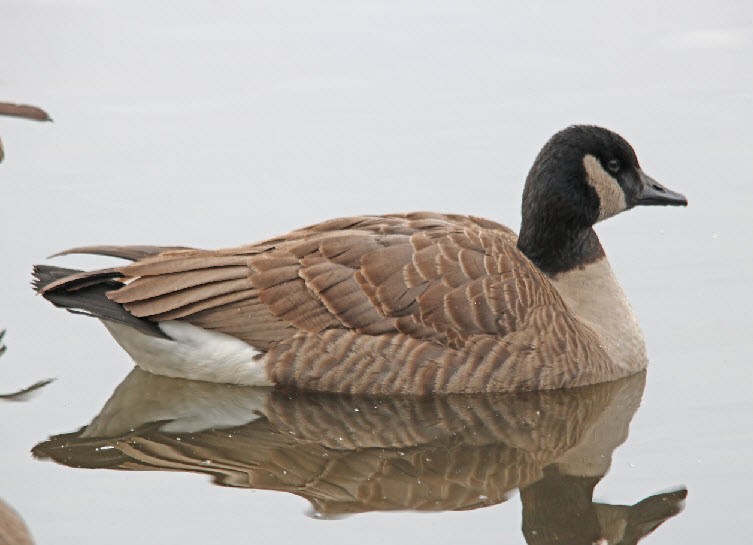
[32,265,167,339]
[32,265,87,291]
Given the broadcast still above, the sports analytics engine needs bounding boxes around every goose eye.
[607,159,621,174]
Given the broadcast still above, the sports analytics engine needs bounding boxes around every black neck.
[517,223,605,276]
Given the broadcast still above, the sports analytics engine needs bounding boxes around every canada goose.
[33,125,687,394]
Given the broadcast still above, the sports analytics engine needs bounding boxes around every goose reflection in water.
[34,370,685,544]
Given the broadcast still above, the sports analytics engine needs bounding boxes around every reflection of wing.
[0,378,54,401]
[34,369,648,515]
[42,212,614,393]
[0,329,55,401]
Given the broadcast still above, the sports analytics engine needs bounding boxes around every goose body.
[33,126,687,394]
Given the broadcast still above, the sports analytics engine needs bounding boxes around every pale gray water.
[1,1,752,543]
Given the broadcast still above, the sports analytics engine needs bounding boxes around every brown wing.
[96,212,568,354]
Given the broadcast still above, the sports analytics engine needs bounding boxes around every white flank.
[102,320,273,386]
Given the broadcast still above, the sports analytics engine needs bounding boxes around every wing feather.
[122,278,252,317]
[44,214,567,357]
[111,266,249,303]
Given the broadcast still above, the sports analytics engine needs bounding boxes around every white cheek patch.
[583,155,627,221]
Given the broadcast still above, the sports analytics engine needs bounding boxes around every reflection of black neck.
[520,466,601,545]
[517,225,605,276]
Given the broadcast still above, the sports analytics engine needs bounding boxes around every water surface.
[1,1,752,543]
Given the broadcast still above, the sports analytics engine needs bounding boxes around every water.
[1,1,752,543]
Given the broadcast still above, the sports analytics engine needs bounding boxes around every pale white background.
[1,1,752,543]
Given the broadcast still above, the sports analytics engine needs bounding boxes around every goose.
[33,125,687,394]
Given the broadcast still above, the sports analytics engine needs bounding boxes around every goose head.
[517,125,687,274]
